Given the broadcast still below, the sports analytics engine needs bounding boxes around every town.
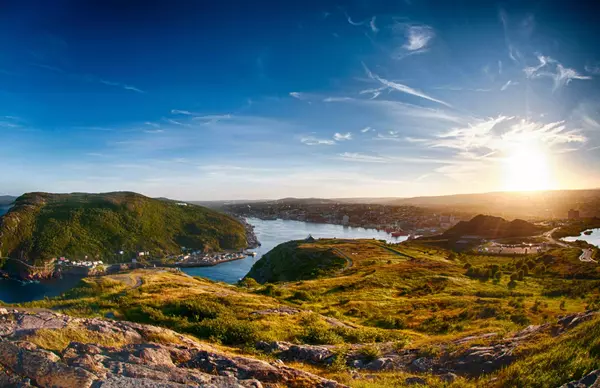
[224,201,467,237]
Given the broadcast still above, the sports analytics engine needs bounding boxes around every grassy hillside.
[245,239,348,283]
[443,214,541,239]
[12,237,600,387]
[0,192,247,264]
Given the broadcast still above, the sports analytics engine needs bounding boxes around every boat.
[246,252,257,257]
[391,230,408,237]
[584,230,593,235]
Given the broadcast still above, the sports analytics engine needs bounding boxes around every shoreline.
[153,255,248,268]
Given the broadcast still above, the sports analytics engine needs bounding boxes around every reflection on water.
[183,218,408,283]
[563,228,600,248]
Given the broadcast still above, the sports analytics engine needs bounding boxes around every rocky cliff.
[0,309,343,388]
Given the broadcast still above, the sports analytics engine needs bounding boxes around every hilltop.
[0,192,247,266]
[245,239,348,283]
[443,214,541,239]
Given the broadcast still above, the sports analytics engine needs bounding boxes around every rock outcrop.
[257,311,598,378]
[0,309,345,388]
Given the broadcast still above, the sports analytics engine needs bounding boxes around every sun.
[503,144,552,191]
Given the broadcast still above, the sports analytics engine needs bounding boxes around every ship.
[584,230,593,235]
[391,230,408,237]
[246,251,257,257]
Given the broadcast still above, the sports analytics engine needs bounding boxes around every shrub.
[300,325,343,345]
[376,315,407,330]
[510,312,531,326]
[358,344,381,362]
[192,315,262,345]
[238,277,260,288]
[290,290,315,301]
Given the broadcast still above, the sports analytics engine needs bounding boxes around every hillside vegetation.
[443,214,541,239]
[245,239,348,283]
[13,236,600,387]
[0,192,247,264]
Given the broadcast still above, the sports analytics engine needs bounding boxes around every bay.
[0,275,84,304]
[563,228,600,248]
[182,217,408,283]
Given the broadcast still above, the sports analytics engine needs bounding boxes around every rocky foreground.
[0,308,598,387]
[0,309,342,387]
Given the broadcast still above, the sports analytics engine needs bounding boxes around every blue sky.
[1,0,599,200]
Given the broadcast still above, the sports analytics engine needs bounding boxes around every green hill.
[443,214,541,239]
[0,192,247,265]
[245,239,348,283]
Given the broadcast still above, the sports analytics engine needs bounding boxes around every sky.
[1,0,600,200]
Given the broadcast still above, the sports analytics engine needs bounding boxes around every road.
[543,228,569,248]
[579,248,596,263]
[543,228,597,263]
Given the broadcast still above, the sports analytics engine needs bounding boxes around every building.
[568,209,580,220]
[342,215,349,226]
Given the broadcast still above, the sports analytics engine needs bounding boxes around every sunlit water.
[182,217,408,283]
[563,228,600,248]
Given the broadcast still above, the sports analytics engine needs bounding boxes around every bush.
[375,315,407,329]
[238,278,260,288]
[300,325,344,345]
[290,290,315,301]
[510,312,531,326]
[192,315,262,345]
[358,344,381,362]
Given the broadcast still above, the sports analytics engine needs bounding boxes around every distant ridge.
[443,214,541,239]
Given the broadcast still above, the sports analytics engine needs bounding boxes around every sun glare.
[503,144,552,192]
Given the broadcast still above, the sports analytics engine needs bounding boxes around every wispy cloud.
[192,114,233,125]
[171,109,193,115]
[369,17,379,33]
[345,13,365,26]
[165,118,190,127]
[432,116,586,153]
[289,92,304,100]
[361,126,373,133]
[499,9,521,63]
[338,152,386,163]
[144,122,160,128]
[144,129,165,134]
[363,64,451,107]
[585,63,600,75]
[402,25,435,51]
[98,79,145,93]
[500,80,519,91]
[524,55,591,90]
[31,63,145,93]
[300,136,336,146]
[333,132,352,141]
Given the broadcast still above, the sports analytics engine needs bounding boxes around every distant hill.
[385,189,600,220]
[0,195,16,206]
[0,192,247,265]
[443,214,541,239]
[245,239,347,283]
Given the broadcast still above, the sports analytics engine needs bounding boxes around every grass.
[13,238,600,387]
[23,327,131,352]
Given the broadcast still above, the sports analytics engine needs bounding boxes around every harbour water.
[563,228,600,248]
[0,275,84,304]
[182,217,409,283]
